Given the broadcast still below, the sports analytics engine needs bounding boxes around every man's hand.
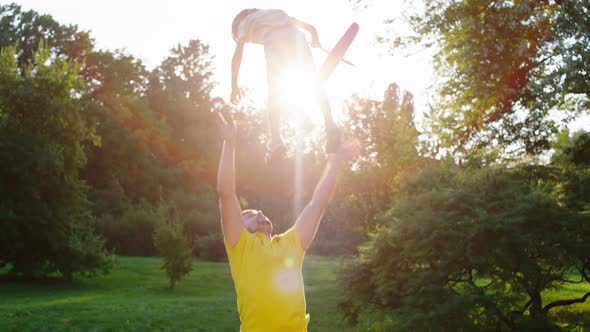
[230,88,242,104]
[215,106,236,141]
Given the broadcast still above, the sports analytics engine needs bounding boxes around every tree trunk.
[529,291,543,319]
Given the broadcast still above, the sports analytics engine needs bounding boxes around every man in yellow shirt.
[215,108,357,331]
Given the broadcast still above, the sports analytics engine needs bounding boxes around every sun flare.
[274,66,322,124]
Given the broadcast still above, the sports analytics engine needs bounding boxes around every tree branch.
[513,299,532,315]
[471,0,498,17]
[543,292,590,314]
[554,266,585,284]
[581,256,590,283]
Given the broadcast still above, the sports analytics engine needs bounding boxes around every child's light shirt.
[236,9,294,45]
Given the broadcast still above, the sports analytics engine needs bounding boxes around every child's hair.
[232,8,259,42]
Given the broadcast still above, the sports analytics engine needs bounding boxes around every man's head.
[241,209,273,236]
[231,8,259,42]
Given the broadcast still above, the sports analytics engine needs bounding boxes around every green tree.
[318,83,421,254]
[80,49,174,255]
[341,164,590,331]
[80,42,221,257]
[148,40,218,163]
[552,130,590,168]
[394,0,590,155]
[551,130,590,214]
[153,207,193,290]
[146,41,228,259]
[0,45,112,280]
[0,3,93,69]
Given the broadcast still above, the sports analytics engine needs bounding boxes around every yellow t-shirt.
[225,226,309,332]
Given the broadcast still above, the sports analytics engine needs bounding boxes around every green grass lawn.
[542,279,590,331]
[0,256,350,332]
[2,256,589,331]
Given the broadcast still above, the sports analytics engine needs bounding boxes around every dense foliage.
[401,0,590,156]
[338,0,590,329]
[341,160,590,331]
[0,45,112,279]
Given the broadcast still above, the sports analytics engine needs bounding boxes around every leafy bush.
[341,163,590,331]
[153,213,192,289]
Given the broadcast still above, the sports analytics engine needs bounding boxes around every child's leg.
[317,83,335,130]
[267,95,283,148]
[315,80,341,153]
[293,31,341,154]
[264,39,287,158]
[264,94,287,164]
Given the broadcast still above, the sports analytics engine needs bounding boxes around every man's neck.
[257,231,271,240]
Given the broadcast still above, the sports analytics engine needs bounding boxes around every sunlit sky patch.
[9,0,588,132]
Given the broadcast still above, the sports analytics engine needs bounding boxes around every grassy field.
[0,256,350,332]
[1,256,589,331]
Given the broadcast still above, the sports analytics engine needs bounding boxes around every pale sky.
[5,0,435,125]
[4,0,587,133]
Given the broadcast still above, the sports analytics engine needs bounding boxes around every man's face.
[242,210,273,235]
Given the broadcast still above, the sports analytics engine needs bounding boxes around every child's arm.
[231,39,246,104]
[291,18,321,48]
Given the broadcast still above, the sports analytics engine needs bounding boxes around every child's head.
[232,8,259,42]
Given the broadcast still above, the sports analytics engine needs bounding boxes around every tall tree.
[315,83,422,254]
[0,45,112,279]
[397,0,590,155]
[551,130,590,214]
[148,40,217,164]
[0,3,93,68]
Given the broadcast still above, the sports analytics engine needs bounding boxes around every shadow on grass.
[552,309,590,331]
[0,273,71,284]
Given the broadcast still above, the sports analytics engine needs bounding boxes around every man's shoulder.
[273,227,304,253]
[225,227,250,253]
[274,226,296,239]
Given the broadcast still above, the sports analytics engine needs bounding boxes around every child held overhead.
[230,8,341,165]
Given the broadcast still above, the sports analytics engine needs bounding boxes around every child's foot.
[325,126,341,154]
[265,141,287,165]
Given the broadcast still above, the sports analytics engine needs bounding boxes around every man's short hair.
[231,8,258,42]
[241,209,257,216]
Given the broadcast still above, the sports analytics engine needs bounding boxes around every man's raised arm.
[215,108,243,247]
[295,141,358,250]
